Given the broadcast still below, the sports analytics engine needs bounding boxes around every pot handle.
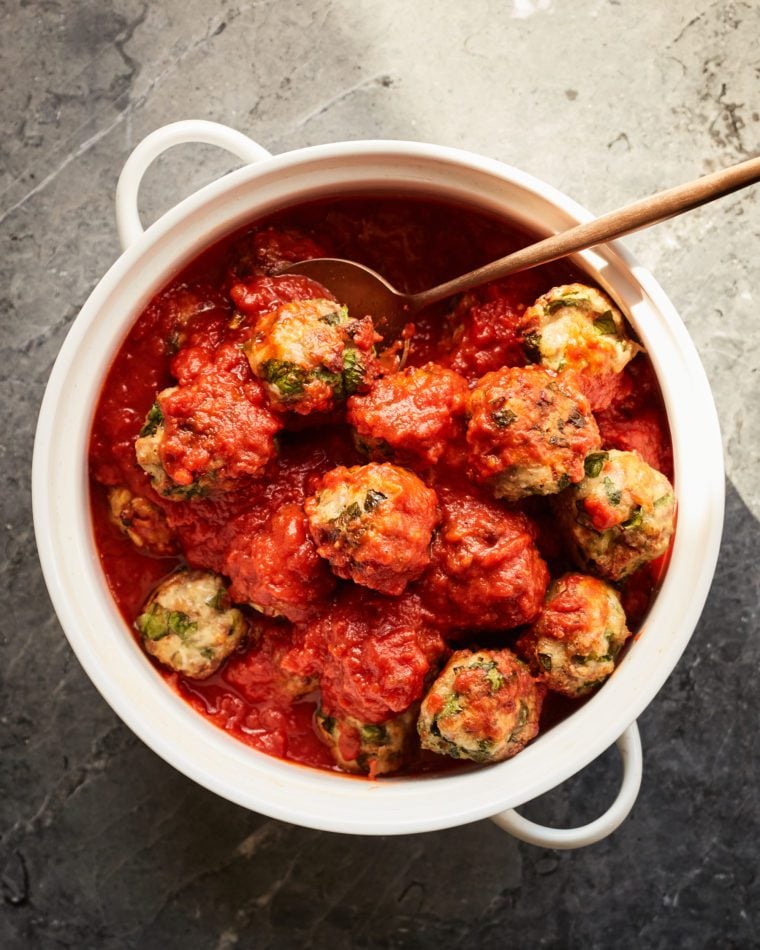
[115,120,272,251]
[490,721,642,849]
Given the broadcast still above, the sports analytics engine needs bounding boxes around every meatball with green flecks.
[466,365,601,502]
[555,448,676,580]
[304,463,439,595]
[107,486,177,556]
[519,283,641,409]
[135,570,248,679]
[134,343,281,500]
[314,705,416,777]
[418,649,544,764]
[347,362,469,468]
[243,298,379,414]
[516,572,631,697]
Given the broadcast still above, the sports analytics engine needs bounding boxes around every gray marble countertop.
[2,1,759,947]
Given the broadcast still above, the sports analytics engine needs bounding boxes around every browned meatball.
[243,298,379,414]
[314,705,416,777]
[419,484,549,632]
[107,486,177,556]
[418,649,545,763]
[518,283,641,409]
[304,463,439,595]
[555,449,676,580]
[516,572,631,697]
[224,503,335,622]
[135,344,281,500]
[466,365,601,502]
[347,362,469,467]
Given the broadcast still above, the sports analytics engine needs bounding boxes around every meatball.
[314,705,416,777]
[418,649,544,763]
[223,618,317,704]
[107,486,177,556]
[516,573,631,697]
[420,484,549,631]
[519,283,641,408]
[466,365,601,501]
[243,298,379,414]
[135,344,281,500]
[286,589,446,724]
[227,226,329,281]
[304,463,439,595]
[225,503,335,622]
[555,449,676,580]
[156,283,229,355]
[347,363,469,468]
[135,570,248,678]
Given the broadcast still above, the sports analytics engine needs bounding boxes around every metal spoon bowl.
[286,155,760,340]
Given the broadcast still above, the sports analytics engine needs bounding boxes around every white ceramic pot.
[32,121,724,849]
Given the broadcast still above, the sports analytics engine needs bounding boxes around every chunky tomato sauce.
[89,196,673,776]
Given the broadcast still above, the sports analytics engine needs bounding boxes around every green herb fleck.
[262,360,306,399]
[537,653,552,672]
[319,713,336,735]
[139,402,164,437]
[654,493,673,509]
[491,407,517,428]
[364,489,387,512]
[360,724,388,744]
[556,473,571,491]
[342,348,366,396]
[200,647,216,660]
[603,476,622,506]
[206,587,229,612]
[523,331,543,364]
[332,502,362,530]
[471,659,504,692]
[135,604,169,641]
[547,295,585,314]
[441,693,462,719]
[584,451,609,478]
[566,407,586,429]
[622,506,643,529]
[319,309,343,326]
[167,611,197,639]
[593,311,619,336]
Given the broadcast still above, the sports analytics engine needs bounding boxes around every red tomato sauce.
[89,196,674,776]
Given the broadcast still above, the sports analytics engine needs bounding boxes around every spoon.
[285,155,760,340]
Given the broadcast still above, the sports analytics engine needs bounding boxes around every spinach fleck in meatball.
[516,573,631,697]
[135,344,281,500]
[418,649,544,764]
[107,486,177,556]
[347,362,469,468]
[466,365,601,502]
[244,298,378,414]
[305,463,439,595]
[519,283,641,409]
[135,570,248,678]
[314,706,416,777]
[556,449,676,580]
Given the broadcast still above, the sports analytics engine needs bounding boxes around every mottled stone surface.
[1,1,759,947]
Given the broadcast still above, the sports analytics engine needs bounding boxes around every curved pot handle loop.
[490,721,643,849]
[115,120,272,251]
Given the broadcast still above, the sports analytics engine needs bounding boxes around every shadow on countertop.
[1,479,757,950]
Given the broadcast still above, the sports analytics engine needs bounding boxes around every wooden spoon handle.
[413,154,760,309]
